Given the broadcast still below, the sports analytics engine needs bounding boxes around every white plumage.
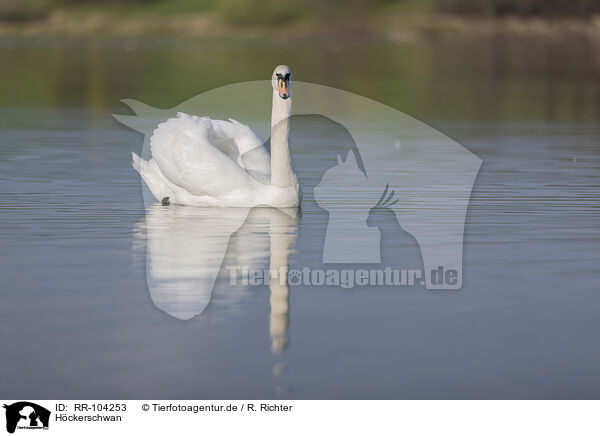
[132,65,298,208]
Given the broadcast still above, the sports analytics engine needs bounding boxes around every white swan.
[131,65,299,208]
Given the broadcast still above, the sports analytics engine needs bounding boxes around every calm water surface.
[1,38,599,399]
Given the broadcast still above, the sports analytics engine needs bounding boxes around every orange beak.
[278,78,289,99]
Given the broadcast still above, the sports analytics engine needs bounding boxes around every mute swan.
[131,65,299,208]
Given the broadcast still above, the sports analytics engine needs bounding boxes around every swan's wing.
[150,113,257,198]
[209,118,271,182]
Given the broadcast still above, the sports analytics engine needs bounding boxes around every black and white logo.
[3,402,50,434]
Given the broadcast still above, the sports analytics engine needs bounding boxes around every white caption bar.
[1,400,598,436]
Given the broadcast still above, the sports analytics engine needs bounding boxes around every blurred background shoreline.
[2,0,600,41]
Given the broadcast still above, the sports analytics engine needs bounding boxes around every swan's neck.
[270,93,295,187]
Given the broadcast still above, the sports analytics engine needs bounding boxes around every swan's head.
[272,65,292,100]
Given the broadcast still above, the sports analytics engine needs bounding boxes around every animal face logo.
[3,402,50,434]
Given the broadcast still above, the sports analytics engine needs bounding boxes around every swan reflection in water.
[133,203,297,389]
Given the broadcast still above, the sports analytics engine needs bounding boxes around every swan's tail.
[131,151,144,173]
[131,152,171,202]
